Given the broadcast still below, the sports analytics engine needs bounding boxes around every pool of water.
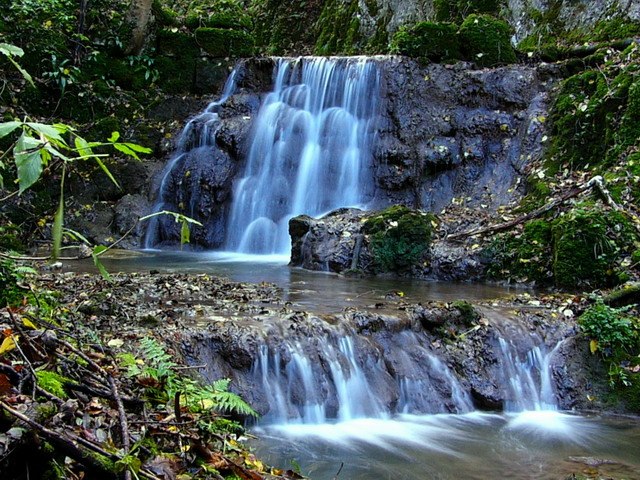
[251,412,640,480]
[65,250,523,313]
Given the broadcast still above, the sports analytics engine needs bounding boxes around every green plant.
[35,370,70,399]
[0,43,34,87]
[139,210,203,247]
[119,338,257,417]
[0,258,37,306]
[0,121,150,260]
[578,298,638,355]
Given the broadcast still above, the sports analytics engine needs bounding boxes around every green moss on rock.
[459,14,516,67]
[152,0,179,26]
[364,205,435,273]
[552,207,633,288]
[315,0,362,55]
[391,22,461,61]
[195,27,255,57]
[548,44,640,170]
[434,0,502,22]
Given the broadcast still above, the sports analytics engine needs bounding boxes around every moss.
[315,0,362,55]
[452,300,480,326]
[390,22,461,62]
[194,27,255,57]
[156,28,199,57]
[35,370,70,399]
[486,219,553,284]
[186,11,252,31]
[552,207,635,288]
[152,0,179,27]
[364,205,435,273]
[251,0,324,54]
[459,14,516,67]
[548,45,640,171]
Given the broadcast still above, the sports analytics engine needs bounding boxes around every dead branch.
[447,176,626,241]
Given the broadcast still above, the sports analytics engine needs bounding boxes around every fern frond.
[211,378,231,392]
[212,391,258,417]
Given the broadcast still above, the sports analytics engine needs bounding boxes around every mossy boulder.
[194,27,255,57]
[364,205,436,273]
[487,206,637,288]
[152,0,179,26]
[549,52,640,170]
[459,14,516,67]
[552,207,634,288]
[391,22,461,61]
[486,219,553,284]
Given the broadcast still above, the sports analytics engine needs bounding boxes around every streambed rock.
[289,207,486,280]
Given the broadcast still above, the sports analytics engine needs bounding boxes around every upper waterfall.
[225,57,381,254]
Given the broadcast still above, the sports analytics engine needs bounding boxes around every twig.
[447,176,623,241]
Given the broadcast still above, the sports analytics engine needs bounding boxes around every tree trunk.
[126,0,154,55]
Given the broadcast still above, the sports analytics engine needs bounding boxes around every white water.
[143,68,240,248]
[225,57,381,254]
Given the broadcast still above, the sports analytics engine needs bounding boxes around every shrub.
[459,14,516,67]
[390,22,461,61]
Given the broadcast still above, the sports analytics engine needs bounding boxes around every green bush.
[364,206,435,273]
[194,27,255,57]
[390,22,461,61]
[459,14,516,67]
[579,299,636,352]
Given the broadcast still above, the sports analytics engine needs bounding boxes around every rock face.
[373,59,549,212]
[181,301,590,420]
[146,56,551,256]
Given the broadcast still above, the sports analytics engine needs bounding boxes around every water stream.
[136,56,640,478]
[225,57,380,254]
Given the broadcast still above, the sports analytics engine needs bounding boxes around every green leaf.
[180,219,190,246]
[0,121,22,139]
[26,122,66,143]
[14,133,44,193]
[122,142,152,154]
[74,136,93,158]
[0,43,24,57]
[95,158,120,189]
[52,176,65,261]
[113,142,139,159]
[108,131,120,142]
[92,245,111,280]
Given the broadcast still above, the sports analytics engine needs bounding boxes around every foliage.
[315,0,362,55]
[579,298,640,396]
[548,44,640,170]
[364,205,435,273]
[390,22,461,61]
[0,120,151,260]
[0,258,36,306]
[120,337,257,418]
[459,14,516,67]
[487,206,637,288]
[0,43,34,87]
[35,370,70,399]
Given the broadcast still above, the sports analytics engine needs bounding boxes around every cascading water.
[225,57,380,254]
[143,68,240,248]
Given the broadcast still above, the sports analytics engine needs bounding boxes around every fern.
[210,390,257,418]
[126,337,257,418]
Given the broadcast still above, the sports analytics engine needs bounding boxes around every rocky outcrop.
[180,300,592,419]
[373,59,550,212]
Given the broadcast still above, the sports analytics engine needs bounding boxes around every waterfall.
[250,329,474,425]
[225,57,381,254]
[143,67,240,248]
